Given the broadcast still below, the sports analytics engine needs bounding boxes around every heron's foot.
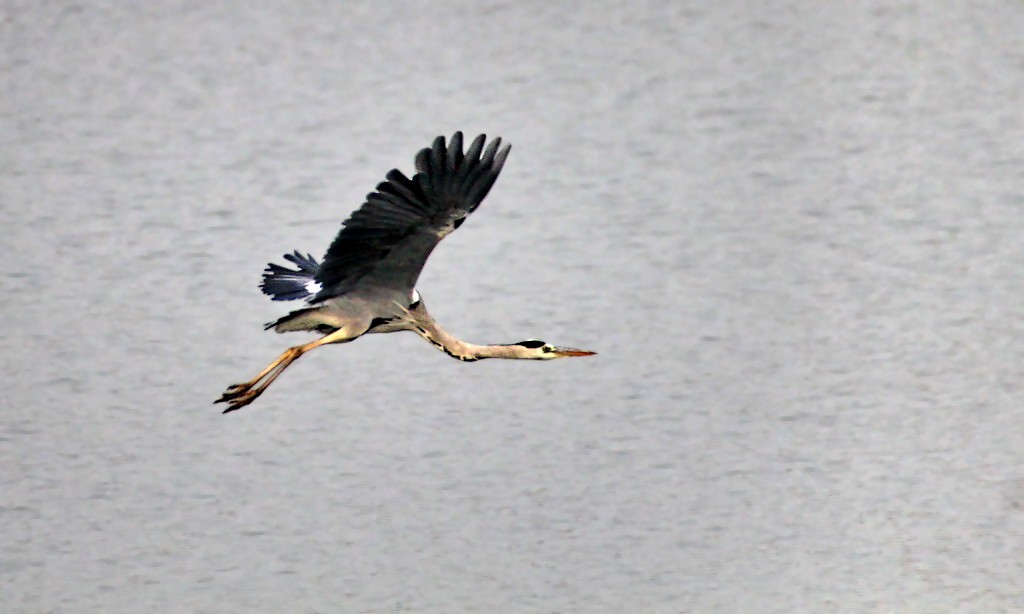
[215,382,252,403]
[219,387,263,414]
[216,380,272,414]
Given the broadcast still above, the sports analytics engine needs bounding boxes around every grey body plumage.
[216,132,595,413]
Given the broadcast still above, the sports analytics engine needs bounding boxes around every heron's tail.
[260,251,323,301]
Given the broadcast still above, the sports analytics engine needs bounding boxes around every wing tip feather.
[316,131,512,291]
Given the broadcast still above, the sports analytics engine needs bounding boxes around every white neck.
[402,301,539,361]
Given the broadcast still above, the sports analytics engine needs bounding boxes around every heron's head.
[512,339,597,360]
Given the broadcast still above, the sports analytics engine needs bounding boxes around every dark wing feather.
[312,132,511,300]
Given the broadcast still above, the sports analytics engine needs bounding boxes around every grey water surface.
[3,1,1024,612]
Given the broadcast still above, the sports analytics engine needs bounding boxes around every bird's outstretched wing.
[312,132,511,301]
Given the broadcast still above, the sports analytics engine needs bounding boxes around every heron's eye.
[542,345,553,353]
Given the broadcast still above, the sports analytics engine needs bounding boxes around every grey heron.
[216,132,595,413]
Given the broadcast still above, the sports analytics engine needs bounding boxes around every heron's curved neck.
[409,309,529,361]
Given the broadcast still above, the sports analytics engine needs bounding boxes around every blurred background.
[2,1,1023,611]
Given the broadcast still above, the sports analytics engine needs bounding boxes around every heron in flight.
[216,132,595,413]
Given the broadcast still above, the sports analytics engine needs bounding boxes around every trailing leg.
[215,327,356,413]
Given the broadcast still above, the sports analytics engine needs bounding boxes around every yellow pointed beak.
[551,347,597,358]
